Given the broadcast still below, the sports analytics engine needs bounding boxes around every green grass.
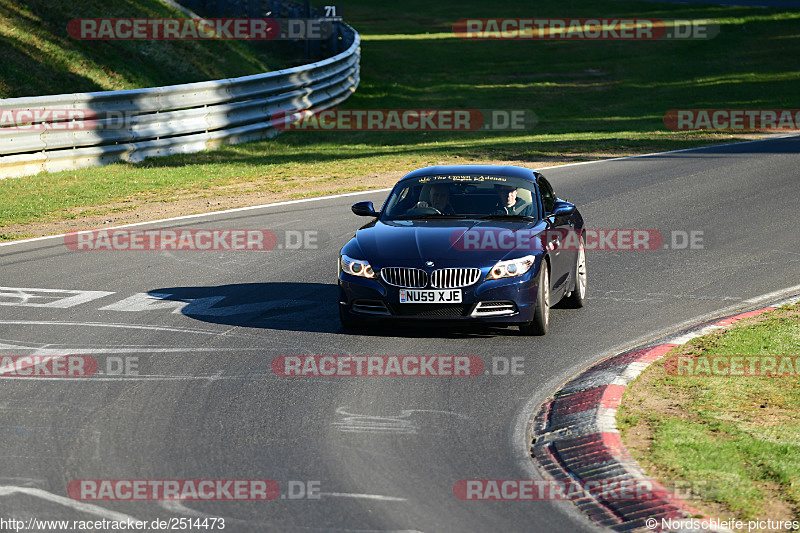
[0,232,34,241]
[2,0,800,232]
[646,418,800,518]
[0,0,287,98]
[619,305,800,519]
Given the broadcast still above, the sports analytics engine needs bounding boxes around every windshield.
[381,174,539,220]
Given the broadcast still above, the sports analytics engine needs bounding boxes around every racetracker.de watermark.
[0,355,97,377]
[66,18,334,40]
[0,356,140,378]
[64,229,321,251]
[664,109,800,131]
[453,19,719,40]
[0,108,98,131]
[453,479,701,501]
[270,109,536,131]
[665,355,800,377]
[270,355,524,377]
[68,479,280,501]
[0,109,536,132]
[449,229,704,251]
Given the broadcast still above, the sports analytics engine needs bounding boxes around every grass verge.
[1,0,799,237]
[0,0,286,98]
[618,304,800,525]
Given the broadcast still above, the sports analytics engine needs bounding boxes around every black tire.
[520,261,549,336]
[562,238,587,308]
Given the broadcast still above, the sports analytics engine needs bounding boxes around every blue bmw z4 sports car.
[338,165,587,335]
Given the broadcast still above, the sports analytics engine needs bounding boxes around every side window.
[537,175,556,215]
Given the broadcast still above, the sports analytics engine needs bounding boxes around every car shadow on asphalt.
[148,283,521,338]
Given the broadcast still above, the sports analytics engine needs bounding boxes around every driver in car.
[415,183,456,214]
[494,184,535,216]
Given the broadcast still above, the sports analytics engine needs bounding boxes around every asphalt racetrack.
[1,135,798,532]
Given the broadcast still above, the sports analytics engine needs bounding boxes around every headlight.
[486,255,536,280]
[340,254,376,278]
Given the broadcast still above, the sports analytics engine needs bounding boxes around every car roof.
[399,165,540,183]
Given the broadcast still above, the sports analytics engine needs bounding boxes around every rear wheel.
[520,262,549,336]
[562,240,587,308]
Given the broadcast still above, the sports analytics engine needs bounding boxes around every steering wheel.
[404,206,442,216]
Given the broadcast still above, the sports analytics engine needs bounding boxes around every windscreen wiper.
[393,214,472,220]
[475,214,538,222]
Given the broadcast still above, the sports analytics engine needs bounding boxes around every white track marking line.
[627,283,800,347]
[159,500,216,518]
[0,189,392,248]
[0,320,223,335]
[25,347,255,355]
[319,492,406,501]
[2,134,797,249]
[741,284,800,305]
[0,486,141,522]
[536,133,799,170]
[516,283,800,479]
[0,374,339,382]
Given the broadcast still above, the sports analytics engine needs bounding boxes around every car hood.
[348,219,547,267]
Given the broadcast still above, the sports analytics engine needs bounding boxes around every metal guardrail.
[0,22,360,179]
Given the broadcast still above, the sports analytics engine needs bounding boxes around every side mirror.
[351,201,378,217]
[551,200,576,217]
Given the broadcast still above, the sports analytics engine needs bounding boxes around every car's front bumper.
[338,266,542,326]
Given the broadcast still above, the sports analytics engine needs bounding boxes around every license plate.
[399,289,462,304]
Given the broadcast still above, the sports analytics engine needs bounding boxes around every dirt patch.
[620,366,758,523]
[621,365,798,530]
[620,363,698,464]
[619,307,800,531]
[0,169,411,239]
[0,159,565,240]
[1,133,782,241]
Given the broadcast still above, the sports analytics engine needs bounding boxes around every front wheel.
[562,240,587,308]
[520,262,549,336]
